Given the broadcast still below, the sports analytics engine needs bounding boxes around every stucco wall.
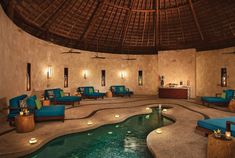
[1,6,235,101]
[0,7,159,100]
[158,49,196,98]
[196,47,235,96]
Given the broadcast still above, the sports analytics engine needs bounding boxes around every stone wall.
[196,47,235,96]
[1,6,235,101]
[158,49,196,98]
[0,7,159,100]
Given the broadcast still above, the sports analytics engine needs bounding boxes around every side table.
[207,134,235,158]
[15,114,35,133]
[228,99,235,112]
[106,91,112,98]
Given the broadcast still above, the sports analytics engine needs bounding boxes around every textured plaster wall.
[1,6,235,100]
[196,47,235,96]
[158,49,196,98]
[0,7,159,100]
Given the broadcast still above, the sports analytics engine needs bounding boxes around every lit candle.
[29,138,38,144]
[115,114,120,118]
[225,131,231,139]
[156,129,162,134]
[162,109,167,112]
[146,107,150,110]
[87,121,93,125]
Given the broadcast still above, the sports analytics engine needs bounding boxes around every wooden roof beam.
[40,0,67,28]
[118,0,134,50]
[79,0,106,43]
[154,0,160,53]
[188,0,204,40]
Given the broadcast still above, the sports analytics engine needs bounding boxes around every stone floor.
[0,95,234,158]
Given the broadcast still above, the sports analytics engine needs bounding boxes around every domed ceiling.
[1,0,235,54]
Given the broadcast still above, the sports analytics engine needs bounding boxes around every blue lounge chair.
[77,86,105,99]
[44,88,81,107]
[110,85,133,97]
[201,89,234,106]
[26,95,65,122]
[197,117,235,136]
[8,94,28,125]
[8,95,65,125]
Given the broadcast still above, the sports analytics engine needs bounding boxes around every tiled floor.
[0,95,234,158]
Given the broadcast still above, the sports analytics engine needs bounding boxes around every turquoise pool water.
[25,108,173,158]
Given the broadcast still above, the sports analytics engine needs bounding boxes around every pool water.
[25,108,173,158]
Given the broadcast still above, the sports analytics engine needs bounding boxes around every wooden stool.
[207,134,235,158]
[15,114,35,133]
[228,100,235,112]
[106,91,112,98]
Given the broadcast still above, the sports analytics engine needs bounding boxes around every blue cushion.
[45,88,62,99]
[55,96,81,102]
[53,89,62,98]
[9,94,27,108]
[8,94,27,117]
[35,105,65,117]
[201,97,228,103]
[197,117,235,136]
[224,89,234,100]
[26,95,37,110]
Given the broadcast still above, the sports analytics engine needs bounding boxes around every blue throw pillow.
[54,89,62,98]
[225,90,234,100]
[26,96,37,110]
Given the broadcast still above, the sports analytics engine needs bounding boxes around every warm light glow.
[162,109,167,112]
[159,104,162,109]
[87,121,93,125]
[225,131,231,139]
[120,71,127,79]
[115,114,120,118]
[146,107,150,110]
[29,138,38,144]
[47,66,52,79]
[83,70,88,79]
[156,129,162,134]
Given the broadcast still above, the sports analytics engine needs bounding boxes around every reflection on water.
[25,108,172,158]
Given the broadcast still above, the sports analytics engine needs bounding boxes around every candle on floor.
[115,114,120,118]
[87,121,93,125]
[156,129,162,134]
[162,109,167,112]
[29,138,38,144]
[146,107,150,110]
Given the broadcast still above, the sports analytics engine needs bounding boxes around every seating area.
[44,88,81,107]
[7,85,134,125]
[201,89,235,106]
[8,94,65,125]
[110,85,133,97]
[197,117,235,136]
[77,86,105,99]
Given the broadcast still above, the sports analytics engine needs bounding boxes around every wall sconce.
[47,66,52,79]
[83,70,88,79]
[120,71,126,79]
